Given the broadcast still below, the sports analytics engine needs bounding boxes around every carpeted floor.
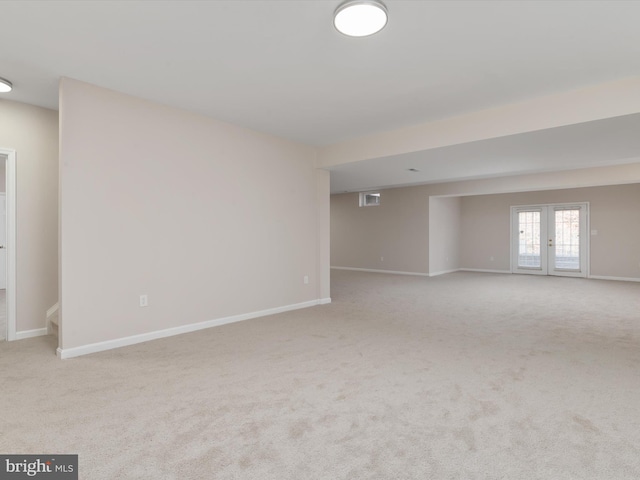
[1,271,639,479]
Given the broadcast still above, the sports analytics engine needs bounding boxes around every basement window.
[359,192,381,207]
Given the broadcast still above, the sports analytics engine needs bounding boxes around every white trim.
[0,148,17,341]
[428,269,460,277]
[46,302,60,334]
[0,193,5,292]
[331,266,429,277]
[459,268,512,274]
[56,298,327,359]
[318,297,332,305]
[15,328,48,340]
[46,302,60,319]
[589,275,640,283]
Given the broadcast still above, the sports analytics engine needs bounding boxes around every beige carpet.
[1,271,639,479]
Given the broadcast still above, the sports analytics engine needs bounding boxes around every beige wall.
[331,186,429,274]
[316,169,331,300]
[459,194,510,272]
[332,172,640,280]
[461,184,640,278]
[0,99,59,332]
[59,78,327,351]
[429,196,461,275]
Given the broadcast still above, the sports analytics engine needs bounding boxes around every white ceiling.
[329,113,640,192]
[2,0,640,191]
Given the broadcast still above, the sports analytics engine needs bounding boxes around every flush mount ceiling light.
[334,0,388,37]
[0,77,12,93]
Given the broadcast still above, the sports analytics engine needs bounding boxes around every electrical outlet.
[303,276,309,285]
[380,256,384,262]
[139,294,148,307]
[490,256,495,261]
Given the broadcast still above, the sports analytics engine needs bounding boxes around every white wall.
[0,99,59,333]
[428,196,461,275]
[59,78,328,352]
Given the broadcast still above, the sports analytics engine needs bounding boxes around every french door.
[511,203,588,277]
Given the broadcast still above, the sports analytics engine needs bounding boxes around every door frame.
[510,202,590,278]
[0,193,6,289]
[0,148,17,341]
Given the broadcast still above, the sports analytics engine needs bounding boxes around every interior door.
[512,203,588,277]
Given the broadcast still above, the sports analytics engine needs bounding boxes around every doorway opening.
[0,192,6,339]
[0,148,16,341]
[511,203,589,277]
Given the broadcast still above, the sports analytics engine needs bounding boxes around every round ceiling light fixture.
[334,0,388,37]
[0,77,12,93]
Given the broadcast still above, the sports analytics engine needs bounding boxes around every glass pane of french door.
[512,203,587,277]
[517,210,541,268]
[553,209,580,270]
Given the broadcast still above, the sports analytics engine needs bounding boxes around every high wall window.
[359,192,380,207]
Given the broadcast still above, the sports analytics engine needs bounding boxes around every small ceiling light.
[0,77,12,93]
[334,0,388,37]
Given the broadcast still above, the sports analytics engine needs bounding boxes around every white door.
[511,203,588,277]
[0,194,5,289]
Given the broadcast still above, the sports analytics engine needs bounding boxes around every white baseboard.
[428,269,460,277]
[458,268,512,274]
[319,297,332,305]
[16,328,48,340]
[589,275,640,283]
[331,266,428,277]
[458,270,639,281]
[57,298,328,359]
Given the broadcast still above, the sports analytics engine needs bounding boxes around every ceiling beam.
[318,77,640,168]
